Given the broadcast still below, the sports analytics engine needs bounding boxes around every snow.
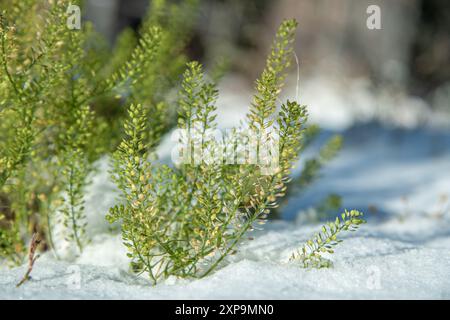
[1,74,450,299]
[2,219,450,299]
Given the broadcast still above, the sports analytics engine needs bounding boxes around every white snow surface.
[1,218,450,299]
[1,75,450,299]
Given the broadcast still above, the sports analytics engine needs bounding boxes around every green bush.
[0,0,363,282]
[0,0,197,262]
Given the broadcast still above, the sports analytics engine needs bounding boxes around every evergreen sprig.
[290,210,365,268]
[105,26,162,97]
[247,19,298,133]
[107,103,163,283]
[58,106,94,253]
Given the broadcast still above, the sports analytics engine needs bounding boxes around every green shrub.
[0,0,363,280]
[0,0,197,262]
[108,19,320,284]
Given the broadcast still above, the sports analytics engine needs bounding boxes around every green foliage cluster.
[107,20,319,284]
[0,0,363,282]
[0,0,197,263]
[290,210,365,268]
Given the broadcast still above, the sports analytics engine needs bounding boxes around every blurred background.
[85,0,450,121]
[84,0,450,222]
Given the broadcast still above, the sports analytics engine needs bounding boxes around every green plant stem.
[68,167,83,254]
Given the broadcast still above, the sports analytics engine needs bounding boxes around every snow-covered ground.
[1,217,450,299]
[1,75,450,299]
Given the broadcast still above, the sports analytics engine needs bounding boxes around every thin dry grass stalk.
[16,233,41,287]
